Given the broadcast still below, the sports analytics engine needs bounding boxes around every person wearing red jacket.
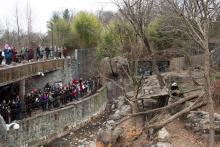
[71,87,78,100]
[63,47,68,58]
[12,47,18,62]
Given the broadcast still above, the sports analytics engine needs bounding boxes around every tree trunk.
[152,60,165,89]
[109,57,116,76]
[132,85,140,114]
[204,36,215,147]
[142,36,165,89]
[131,84,144,133]
[188,67,200,86]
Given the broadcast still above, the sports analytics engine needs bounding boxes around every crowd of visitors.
[0,44,68,65]
[0,78,100,124]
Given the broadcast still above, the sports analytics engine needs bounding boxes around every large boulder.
[157,128,170,142]
[97,129,112,146]
[0,115,7,145]
[110,110,122,120]
[117,96,126,109]
[0,115,7,136]
[110,104,132,121]
[119,105,132,116]
[97,127,123,146]
[100,56,129,78]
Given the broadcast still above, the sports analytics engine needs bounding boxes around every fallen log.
[113,93,203,128]
[130,93,202,117]
[145,98,206,130]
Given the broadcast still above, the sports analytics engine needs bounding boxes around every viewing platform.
[0,59,65,87]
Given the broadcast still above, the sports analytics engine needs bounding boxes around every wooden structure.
[169,54,205,72]
[0,59,65,87]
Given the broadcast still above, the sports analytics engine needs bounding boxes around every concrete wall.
[0,59,64,87]
[25,58,73,92]
[6,86,107,147]
[25,48,98,92]
[74,48,98,79]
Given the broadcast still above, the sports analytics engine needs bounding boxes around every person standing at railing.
[25,94,32,117]
[12,47,18,63]
[45,46,50,59]
[15,97,21,120]
[63,47,68,58]
[9,99,16,122]
[20,47,26,61]
[0,49,4,65]
[4,44,13,65]
[50,46,54,58]
[58,48,62,58]
[0,100,9,123]
[48,92,54,110]
[40,46,44,59]
[28,48,34,62]
[25,47,29,61]
[36,46,41,61]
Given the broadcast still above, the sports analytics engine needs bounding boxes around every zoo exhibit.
[1,0,220,147]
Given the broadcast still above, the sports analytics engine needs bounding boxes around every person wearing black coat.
[0,49,3,65]
[9,99,16,122]
[36,47,41,60]
[15,99,21,120]
[25,94,32,117]
[45,47,50,59]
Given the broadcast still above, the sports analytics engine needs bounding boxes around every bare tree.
[113,0,165,89]
[166,0,220,146]
[97,10,115,26]
[26,2,32,48]
[15,4,21,48]
[5,19,10,44]
[97,1,220,146]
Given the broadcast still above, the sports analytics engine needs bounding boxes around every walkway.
[0,58,65,86]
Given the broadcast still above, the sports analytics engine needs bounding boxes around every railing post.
[19,79,26,97]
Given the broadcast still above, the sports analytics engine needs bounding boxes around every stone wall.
[6,86,107,147]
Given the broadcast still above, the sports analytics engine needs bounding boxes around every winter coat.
[4,49,13,59]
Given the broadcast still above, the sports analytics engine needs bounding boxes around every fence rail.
[170,54,205,71]
[0,59,65,86]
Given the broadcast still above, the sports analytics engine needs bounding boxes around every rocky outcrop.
[0,115,7,146]
[100,56,129,78]
[185,111,220,135]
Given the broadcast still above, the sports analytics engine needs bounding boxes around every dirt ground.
[167,119,220,147]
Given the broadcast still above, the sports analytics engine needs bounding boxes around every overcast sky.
[0,0,117,33]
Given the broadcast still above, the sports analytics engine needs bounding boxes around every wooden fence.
[170,54,205,72]
[0,59,65,86]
